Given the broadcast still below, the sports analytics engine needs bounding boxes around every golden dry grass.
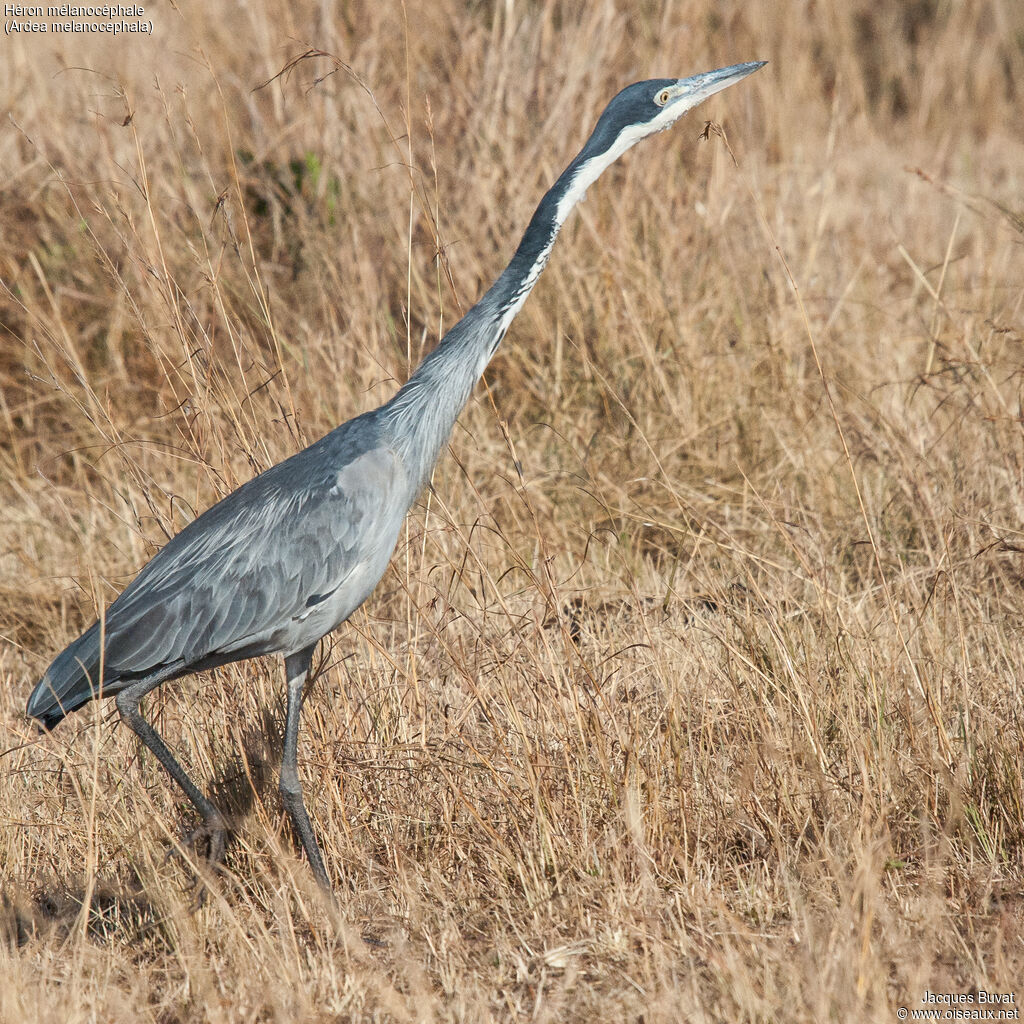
[2,1,1024,1020]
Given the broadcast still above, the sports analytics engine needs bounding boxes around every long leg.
[115,675,227,867]
[280,645,331,892]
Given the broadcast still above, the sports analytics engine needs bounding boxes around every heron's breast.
[307,532,397,618]
[290,470,410,645]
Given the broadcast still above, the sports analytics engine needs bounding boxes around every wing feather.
[105,440,406,672]
[29,417,413,726]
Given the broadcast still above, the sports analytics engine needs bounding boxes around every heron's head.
[571,62,765,185]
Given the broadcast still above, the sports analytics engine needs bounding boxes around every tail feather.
[27,622,111,729]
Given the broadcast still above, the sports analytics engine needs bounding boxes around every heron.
[27,61,765,892]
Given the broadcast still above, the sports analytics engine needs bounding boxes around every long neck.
[380,144,604,484]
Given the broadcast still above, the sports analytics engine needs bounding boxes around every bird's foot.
[164,817,228,905]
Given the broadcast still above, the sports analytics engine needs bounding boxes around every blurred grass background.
[1,0,1023,1020]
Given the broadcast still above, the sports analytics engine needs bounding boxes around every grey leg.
[115,676,227,868]
[280,645,331,892]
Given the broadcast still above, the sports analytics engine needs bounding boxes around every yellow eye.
[656,88,672,106]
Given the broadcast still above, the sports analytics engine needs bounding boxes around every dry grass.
[2,0,1024,1020]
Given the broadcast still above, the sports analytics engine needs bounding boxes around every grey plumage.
[27,62,765,892]
[34,417,402,724]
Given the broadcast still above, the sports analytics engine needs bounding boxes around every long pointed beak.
[664,60,766,110]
